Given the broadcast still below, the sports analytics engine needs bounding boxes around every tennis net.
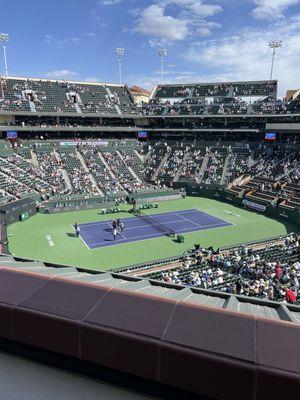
[135,210,175,237]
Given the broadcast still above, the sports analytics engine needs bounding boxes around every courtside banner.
[60,141,109,147]
[243,199,266,212]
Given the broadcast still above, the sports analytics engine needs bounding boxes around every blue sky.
[1,0,300,96]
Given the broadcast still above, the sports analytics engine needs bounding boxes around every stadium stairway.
[75,150,103,195]
[29,100,36,112]
[116,149,141,182]
[74,103,82,114]
[198,150,210,178]
[134,149,144,162]
[220,154,230,185]
[173,152,190,183]
[53,150,72,190]
[97,151,117,181]
[152,151,170,181]
[30,149,39,167]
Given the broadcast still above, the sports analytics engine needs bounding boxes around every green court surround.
[7,197,295,271]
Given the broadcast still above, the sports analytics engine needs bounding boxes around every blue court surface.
[76,209,233,250]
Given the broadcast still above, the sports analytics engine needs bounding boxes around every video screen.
[265,132,276,141]
[7,131,18,139]
[138,131,148,140]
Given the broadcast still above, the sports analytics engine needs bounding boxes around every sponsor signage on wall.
[60,141,109,147]
[243,199,266,212]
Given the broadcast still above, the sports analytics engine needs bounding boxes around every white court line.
[173,222,230,234]
[81,209,234,249]
[224,210,241,218]
[122,218,186,231]
[175,210,233,229]
[79,208,200,228]
[80,235,92,250]
[88,221,232,248]
[195,207,234,225]
[46,235,54,247]
[89,231,162,247]
[70,224,91,250]
[105,221,126,240]
[173,208,233,226]
[174,212,203,228]
[89,217,193,232]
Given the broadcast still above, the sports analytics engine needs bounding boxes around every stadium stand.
[152,80,278,99]
[1,77,300,116]
[0,138,298,216]
[0,75,300,399]
[143,234,300,303]
[0,77,136,115]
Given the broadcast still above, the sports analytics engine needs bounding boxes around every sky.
[0,0,300,96]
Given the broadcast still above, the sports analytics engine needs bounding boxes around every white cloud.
[195,21,221,36]
[44,35,53,44]
[185,1,223,18]
[134,1,222,42]
[291,13,300,23]
[44,36,80,47]
[98,0,121,5]
[252,0,300,20]
[85,77,100,82]
[161,0,222,17]
[84,32,96,38]
[46,70,78,79]
[135,4,189,41]
[127,70,229,91]
[184,20,300,96]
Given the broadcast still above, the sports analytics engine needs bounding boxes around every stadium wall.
[0,197,37,224]
[185,184,300,226]
[0,267,299,400]
[39,199,116,214]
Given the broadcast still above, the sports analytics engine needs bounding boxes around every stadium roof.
[130,86,151,95]
[0,75,126,87]
[285,89,300,101]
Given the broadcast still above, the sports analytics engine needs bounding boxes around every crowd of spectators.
[228,144,300,209]
[178,148,205,182]
[35,150,69,196]
[0,138,299,210]
[58,150,97,195]
[156,234,300,304]
[0,77,136,115]
[1,77,300,116]
[141,96,298,116]
[154,81,277,99]
[202,149,227,185]
[150,141,251,186]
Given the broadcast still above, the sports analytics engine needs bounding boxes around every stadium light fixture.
[115,47,125,84]
[268,40,282,81]
[0,33,9,76]
[157,49,167,85]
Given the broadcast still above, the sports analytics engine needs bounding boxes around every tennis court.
[76,209,232,249]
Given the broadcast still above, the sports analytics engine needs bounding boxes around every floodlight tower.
[0,33,9,76]
[157,48,167,84]
[115,47,125,84]
[268,40,282,81]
